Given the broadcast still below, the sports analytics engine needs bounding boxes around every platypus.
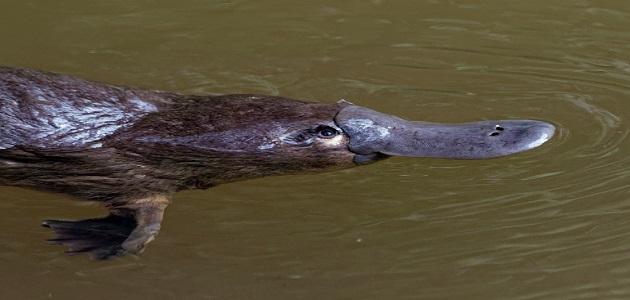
[0,67,555,259]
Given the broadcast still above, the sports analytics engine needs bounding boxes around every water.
[2,0,630,299]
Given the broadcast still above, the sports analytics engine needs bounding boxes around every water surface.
[2,1,630,299]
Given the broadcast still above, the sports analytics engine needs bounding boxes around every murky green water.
[2,0,630,299]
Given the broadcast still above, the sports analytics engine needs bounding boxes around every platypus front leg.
[42,195,169,260]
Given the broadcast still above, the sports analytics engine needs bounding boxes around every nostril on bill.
[489,124,504,136]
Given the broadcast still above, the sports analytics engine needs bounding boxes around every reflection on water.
[2,0,630,299]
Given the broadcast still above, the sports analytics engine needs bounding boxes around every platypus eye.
[316,126,338,138]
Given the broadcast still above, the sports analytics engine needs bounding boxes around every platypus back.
[0,67,167,150]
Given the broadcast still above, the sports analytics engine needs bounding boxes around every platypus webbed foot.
[43,215,136,259]
[43,195,169,260]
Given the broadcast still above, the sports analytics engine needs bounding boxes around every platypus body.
[0,67,555,259]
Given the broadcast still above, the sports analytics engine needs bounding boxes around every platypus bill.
[0,67,555,259]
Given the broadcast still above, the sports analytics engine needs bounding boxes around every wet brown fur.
[0,67,355,205]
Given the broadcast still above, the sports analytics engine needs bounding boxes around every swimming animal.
[0,67,555,259]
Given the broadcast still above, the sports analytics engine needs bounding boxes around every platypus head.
[270,99,554,167]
